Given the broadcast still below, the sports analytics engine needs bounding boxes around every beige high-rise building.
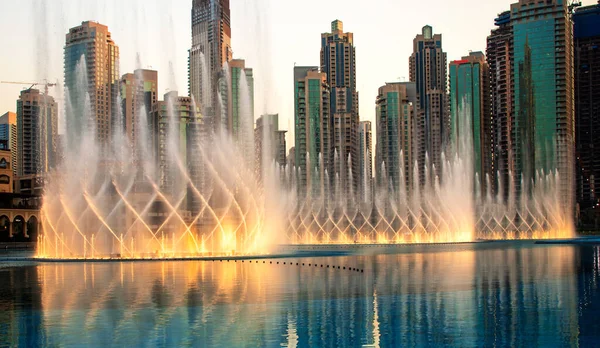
[64,21,120,147]
[189,0,232,121]
[321,20,359,196]
[120,69,158,145]
[409,25,448,179]
[375,82,418,192]
[358,121,372,202]
[16,89,58,177]
[254,114,286,180]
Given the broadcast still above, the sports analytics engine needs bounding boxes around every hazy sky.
[0,0,595,146]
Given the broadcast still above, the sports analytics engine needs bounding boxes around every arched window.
[0,158,7,169]
[0,175,10,184]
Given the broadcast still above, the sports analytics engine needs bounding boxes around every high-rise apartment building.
[510,0,574,203]
[409,25,448,178]
[358,121,372,202]
[487,11,513,198]
[189,0,232,120]
[255,114,286,180]
[294,66,331,196]
[321,20,359,196]
[219,59,254,166]
[449,52,492,190]
[375,82,418,192]
[574,3,600,218]
[64,21,120,147]
[16,89,58,177]
[287,147,296,170]
[120,69,158,145]
[151,91,202,213]
[0,112,17,178]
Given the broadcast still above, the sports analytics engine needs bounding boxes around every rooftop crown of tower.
[331,20,343,33]
[422,25,433,39]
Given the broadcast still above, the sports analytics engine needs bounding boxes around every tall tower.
[409,25,448,179]
[64,21,120,147]
[255,114,286,180]
[449,52,492,192]
[375,82,418,193]
[120,69,158,145]
[189,0,232,122]
[510,0,574,204]
[219,59,254,167]
[0,112,17,178]
[358,121,372,203]
[321,20,359,197]
[487,11,513,200]
[574,3,600,221]
[294,66,331,197]
[16,89,58,176]
[150,91,202,213]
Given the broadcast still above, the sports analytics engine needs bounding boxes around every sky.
[0,0,596,149]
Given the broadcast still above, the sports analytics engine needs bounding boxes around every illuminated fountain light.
[38,55,574,260]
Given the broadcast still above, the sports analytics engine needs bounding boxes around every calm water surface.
[0,242,599,347]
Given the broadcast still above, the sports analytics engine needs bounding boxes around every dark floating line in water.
[0,252,367,273]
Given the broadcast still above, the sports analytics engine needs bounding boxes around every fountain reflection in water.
[39,57,573,259]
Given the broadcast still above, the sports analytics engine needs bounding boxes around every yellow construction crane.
[0,80,57,95]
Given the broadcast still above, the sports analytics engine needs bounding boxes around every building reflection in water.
[0,244,599,346]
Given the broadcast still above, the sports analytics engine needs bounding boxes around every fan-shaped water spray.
[38,56,573,260]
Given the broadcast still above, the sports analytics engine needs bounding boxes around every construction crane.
[0,80,57,95]
[569,0,582,13]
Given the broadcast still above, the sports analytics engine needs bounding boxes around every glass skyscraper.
[510,0,574,200]
[449,52,492,191]
[294,66,331,197]
[573,3,600,224]
[218,59,254,168]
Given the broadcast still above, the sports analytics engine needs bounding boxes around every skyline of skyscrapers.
[0,0,596,231]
